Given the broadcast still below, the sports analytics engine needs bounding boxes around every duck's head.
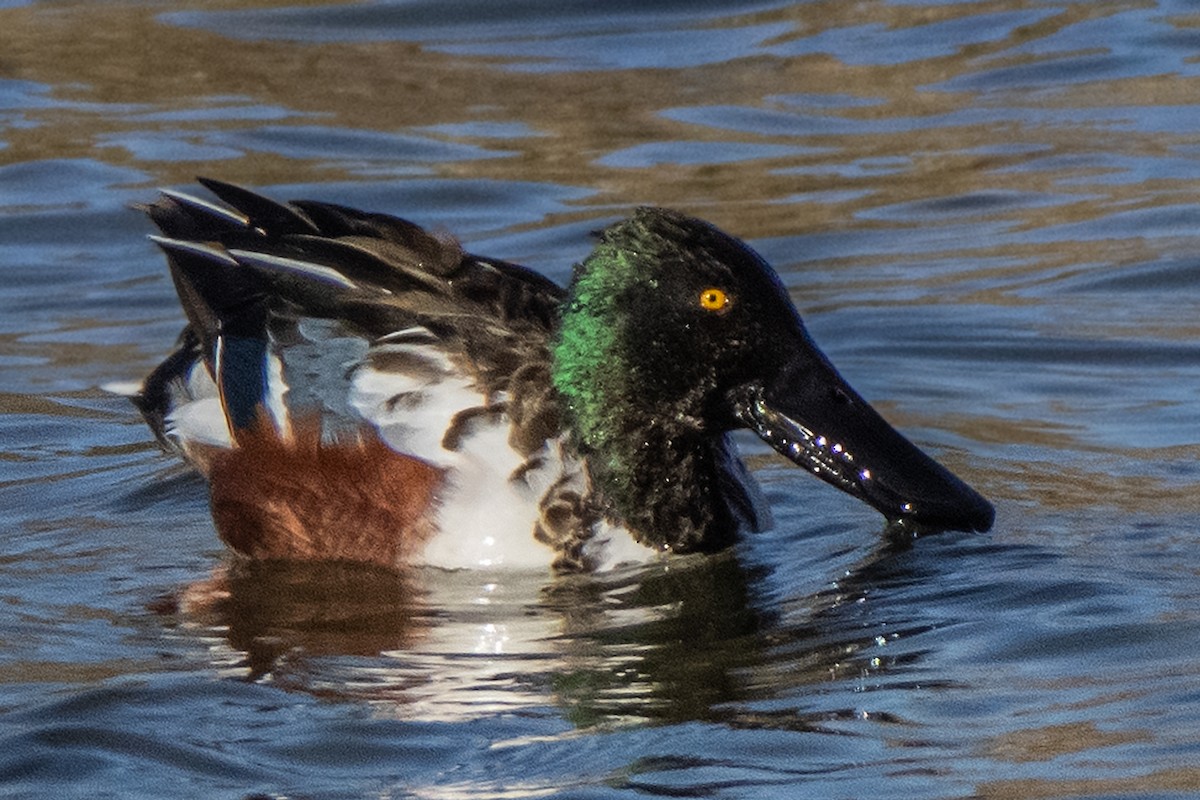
[551,207,993,552]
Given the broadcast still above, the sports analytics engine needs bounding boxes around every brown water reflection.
[5,1,1198,239]
[978,768,1200,800]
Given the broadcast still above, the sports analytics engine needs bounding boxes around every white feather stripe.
[147,235,238,265]
[263,348,292,441]
[158,188,250,226]
[227,249,362,289]
[377,326,437,344]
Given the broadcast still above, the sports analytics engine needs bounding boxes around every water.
[3,0,1200,797]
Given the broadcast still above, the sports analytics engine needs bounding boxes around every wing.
[135,179,567,467]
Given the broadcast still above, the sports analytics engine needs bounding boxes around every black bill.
[735,339,994,534]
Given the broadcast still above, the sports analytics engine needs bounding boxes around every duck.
[128,178,993,572]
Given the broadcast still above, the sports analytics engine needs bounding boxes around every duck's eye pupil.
[699,287,729,312]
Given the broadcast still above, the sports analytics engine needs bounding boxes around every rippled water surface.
[4,1,1200,797]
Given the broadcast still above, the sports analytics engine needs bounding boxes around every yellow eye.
[699,287,730,312]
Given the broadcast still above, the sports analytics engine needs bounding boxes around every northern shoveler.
[129,179,993,572]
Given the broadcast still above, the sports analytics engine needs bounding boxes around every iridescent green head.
[550,207,799,551]
[552,207,794,460]
[550,207,994,553]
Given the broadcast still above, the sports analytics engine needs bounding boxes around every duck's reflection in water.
[159,532,936,727]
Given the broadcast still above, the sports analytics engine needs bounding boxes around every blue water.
[3,1,1200,797]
